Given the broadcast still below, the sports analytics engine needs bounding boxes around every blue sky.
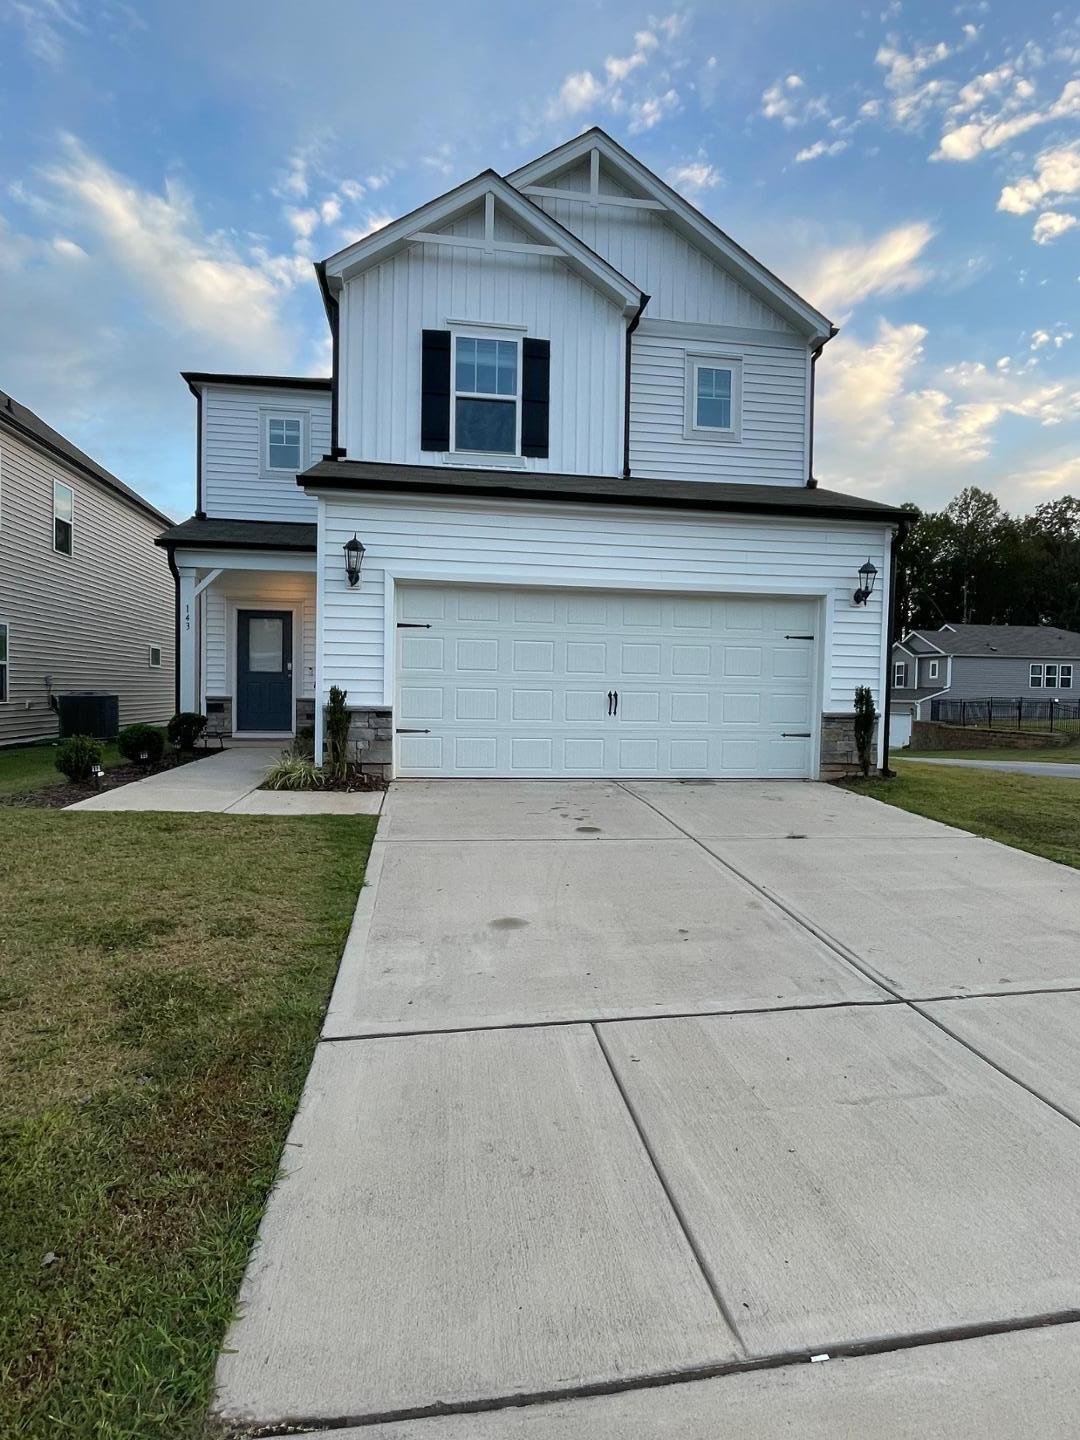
[1,0,1077,520]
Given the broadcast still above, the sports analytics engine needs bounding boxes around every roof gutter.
[622,292,650,479]
[164,544,181,713]
[314,261,344,458]
[806,324,838,490]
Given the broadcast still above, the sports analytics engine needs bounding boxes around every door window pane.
[248,617,284,672]
[455,397,516,452]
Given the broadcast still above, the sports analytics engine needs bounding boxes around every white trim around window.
[449,327,523,459]
[0,620,8,702]
[684,352,743,443]
[260,409,309,477]
[927,659,939,680]
[1030,662,1074,690]
[893,660,907,687]
[53,479,74,556]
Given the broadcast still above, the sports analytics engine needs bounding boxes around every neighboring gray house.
[0,389,175,745]
[890,623,1080,744]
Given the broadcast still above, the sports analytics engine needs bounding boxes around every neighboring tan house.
[891,623,1080,744]
[0,389,175,745]
[157,128,906,780]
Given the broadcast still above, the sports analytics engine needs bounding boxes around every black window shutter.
[420,329,451,451]
[521,338,550,458]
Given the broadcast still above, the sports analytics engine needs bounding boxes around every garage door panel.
[395,586,817,779]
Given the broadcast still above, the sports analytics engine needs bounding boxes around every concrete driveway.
[213,780,1080,1437]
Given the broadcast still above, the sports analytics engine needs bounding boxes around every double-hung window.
[685,354,742,442]
[1032,662,1072,689]
[927,660,939,680]
[0,622,7,702]
[893,661,907,687]
[453,335,520,454]
[1061,665,1074,689]
[53,480,73,555]
[266,415,303,471]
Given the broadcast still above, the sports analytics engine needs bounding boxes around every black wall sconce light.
[853,558,878,606]
[343,533,365,588]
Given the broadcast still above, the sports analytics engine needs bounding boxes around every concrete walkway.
[213,780,1080,1438]
[65,744,383,815]
[898,754,1080,779]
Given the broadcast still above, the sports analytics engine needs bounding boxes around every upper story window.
[453,336,520,454]
[1031,662,1073,689]
[684,354,742,443]
[893,661,907,687]
[266,415,304,471]
[53,480,74,555]
[927,660,939,680]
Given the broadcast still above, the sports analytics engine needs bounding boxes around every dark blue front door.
[237,610,293,732]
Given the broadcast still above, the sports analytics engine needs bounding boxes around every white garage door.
[395,585,818,778]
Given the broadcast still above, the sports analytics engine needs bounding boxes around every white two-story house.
[158,129,906,780]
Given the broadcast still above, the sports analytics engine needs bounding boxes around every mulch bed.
[1,750,214,810]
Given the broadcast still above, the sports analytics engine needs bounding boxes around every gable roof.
[320,169,644,314]
[181,372,330,393]
[506,129,834,344]
[906,624,1080,658]
[0,388,172,527]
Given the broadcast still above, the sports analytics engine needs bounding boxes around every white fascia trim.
[637,318,807,350]
[893,641,917,659]
[902,630,949,655]
[506,131,832,342]
[171,548,317,573]
[322,171,642,314]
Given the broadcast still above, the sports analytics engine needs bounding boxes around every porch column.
[178,566,198,712]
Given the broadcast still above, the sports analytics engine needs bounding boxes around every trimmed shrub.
[854,685,876,777]
[56,735,103,783]
[292,725,316,759]
[167,712,207,751]
[118,724,165,766]
[324,686,351,784]
[264,754,324,791]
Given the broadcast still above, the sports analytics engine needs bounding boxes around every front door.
[237,610,293,732]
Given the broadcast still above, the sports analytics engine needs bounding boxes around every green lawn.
[0,740,124,797]
[0,810,375,1439]
[896,745,1080,764]
[847,762,1080,869]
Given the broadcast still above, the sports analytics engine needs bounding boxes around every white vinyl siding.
[629,332,808,485]
[201,386,330,520]
[201,571,316,703]
[339,212,625,474]
[317,493,889,723]
[0,429,173,743]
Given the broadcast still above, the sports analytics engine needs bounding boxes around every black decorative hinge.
[395,728,431,734]
[397,622,432,629]
[782,732,812,738]
[785,634,815,640]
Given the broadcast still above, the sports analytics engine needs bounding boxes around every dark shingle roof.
[0,388,173,527]
[909,624,1080,658]
[156,517,316,551]
[298,458,907,523]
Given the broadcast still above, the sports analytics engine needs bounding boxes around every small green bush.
[167,712,207,751]
[854,685,877,777]
[118,723,165,766]
[56,735,104,783]
[293,724,316,759]
[264,754,324,791]
[324,686,351,784]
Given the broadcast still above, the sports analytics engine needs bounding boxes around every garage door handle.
[607,690,613,716]
[613,690,618,716]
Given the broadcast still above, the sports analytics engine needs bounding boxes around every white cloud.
[284,205,319,239]
[666,158,721,194]
[1031,329,1052,349]
[791,221,935,316]
[934,77,1080,160]
[4,0,86,66]
[1019,455,1080,491]
[761,73,830,129]
[795,138,849,163]
[339,179,365,202]
[337,213,393,247]
[998,143,1080,214]
[1032,210,1078,245]
[319,195,342,226]
[546,13,687,130]
[51,235,86,259]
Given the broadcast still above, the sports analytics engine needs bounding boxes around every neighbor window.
[53,480,73,555]
[893,661,907,686]
[0,623,7,702]
[266,415,303,471]
[453,335,519,454]
[148,644,162,669]
[927,660,939,680]
[1061,665,1074,689]
[1032,662,1071,689]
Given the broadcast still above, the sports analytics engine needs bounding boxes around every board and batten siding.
[339,227,626,474]
[0,428,174,743]
[201,571,316,703]
[629,329,809,485]
[315,493,890,720]
[200,385,329,521]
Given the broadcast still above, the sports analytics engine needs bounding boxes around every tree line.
[897,487,1080,635]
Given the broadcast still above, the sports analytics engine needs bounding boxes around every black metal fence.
[930,696,1080,735]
